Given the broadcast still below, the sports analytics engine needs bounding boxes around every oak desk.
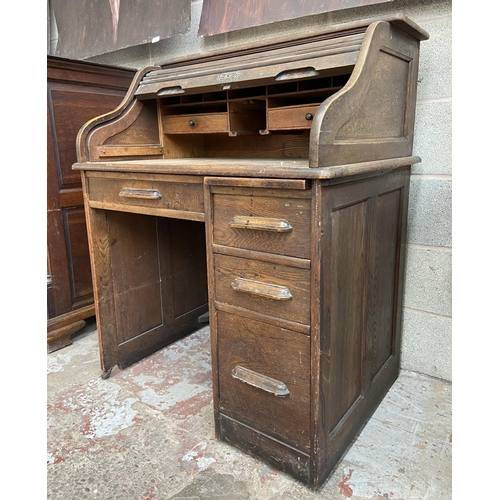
[74,15,428,489]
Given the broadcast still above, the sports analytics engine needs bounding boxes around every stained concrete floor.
[47,318,452,500]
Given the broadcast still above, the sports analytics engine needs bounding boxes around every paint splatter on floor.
[47,322,452,499]
[338,469,354,497]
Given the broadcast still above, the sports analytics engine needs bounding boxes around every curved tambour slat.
[135,33,364,97]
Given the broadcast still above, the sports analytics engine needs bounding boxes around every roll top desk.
[74,14,428,489]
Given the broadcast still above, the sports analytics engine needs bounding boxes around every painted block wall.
[67,0,453,381]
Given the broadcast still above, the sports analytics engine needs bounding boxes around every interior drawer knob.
[189,119,196,127]
[305,113,314,121]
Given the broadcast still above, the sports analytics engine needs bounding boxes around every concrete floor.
[47,318,452,500]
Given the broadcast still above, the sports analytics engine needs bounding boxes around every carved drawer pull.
[231,365,290,397]
[229,215,292,232]
[275,67,319,81]
[119,187,162,200]
[231,277,293,301]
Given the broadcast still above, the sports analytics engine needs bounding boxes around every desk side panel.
[310,22,421,167]
[314,167,410,487]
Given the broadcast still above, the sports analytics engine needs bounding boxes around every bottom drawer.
[217,311,310,452]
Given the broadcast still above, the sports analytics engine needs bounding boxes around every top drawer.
[212,186,311,259]
[86,172,205,220]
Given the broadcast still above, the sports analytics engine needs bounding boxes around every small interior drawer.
[267,104,320,130]
[214,253,310,325]
[87,173,204,217]
[217,311,311,452]
[212,189,311,259]
[162,112,229,134]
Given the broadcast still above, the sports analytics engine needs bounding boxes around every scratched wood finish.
[310,22,421,166]
[217,311,311,452]
[74,15,426,489]
[163,112,229,134]
[85,207,208,375]
[267,104,319,130]
[203,133,311,159]
[135,35,362,98]
[212,188,312,259]
[88,99,163,162]
[76,16,428,169]
[214,253,311,325]
[206,168,411,487]
[86,171,205,219]
[314,167,410,486]
[219,413,311,482]
[47,56,133,352]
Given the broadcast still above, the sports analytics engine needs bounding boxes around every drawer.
[212,190,311,259]
[87,173,204,218]
[267,104,319,130]
[217,311,311,452]
[214,253,310,325]
[162,112,229,134]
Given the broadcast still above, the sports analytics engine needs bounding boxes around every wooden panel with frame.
[47,56,134,352]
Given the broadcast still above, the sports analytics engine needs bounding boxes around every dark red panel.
[198,0,393,36]
[52,0,191,60]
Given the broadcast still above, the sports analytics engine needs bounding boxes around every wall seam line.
[409,174,452,180]
[416,97,452,104]
[406,242,452,252]
[403,306,452,320]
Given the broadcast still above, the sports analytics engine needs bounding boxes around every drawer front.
[163,113,228,134]
[267,104,319,130]
[214,253,310,325]
[212,191,311,258]
[87,174,204,216]
[217,311,311,452]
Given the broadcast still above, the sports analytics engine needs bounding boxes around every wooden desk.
[74,15,428,489]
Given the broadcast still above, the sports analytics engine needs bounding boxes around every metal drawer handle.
[119,187,162,200]
[305,113,314,121]
[229,215,292,232]
[231,365,290,397]
[189,119,196,127]
[231,277,292,301]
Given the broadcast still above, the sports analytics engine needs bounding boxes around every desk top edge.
[73,156,420,180]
